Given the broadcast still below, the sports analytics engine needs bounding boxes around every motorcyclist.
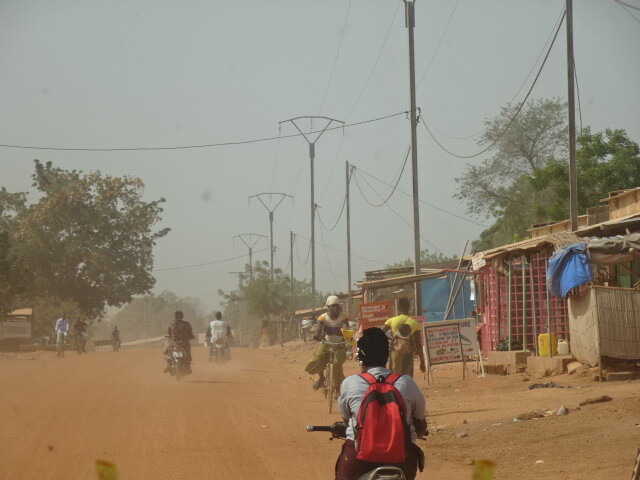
[164,310,195,374]
[73,318,88,353]
[208,311,232,359]
[336,326,427,480]
[304,295,350,392]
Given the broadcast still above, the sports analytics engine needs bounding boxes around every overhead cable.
[0,111,409,152]
[153,247,270,272]
[318,0,352,115]
[354,165,487,227]
[421,9,566,159]
[352,146,410,208]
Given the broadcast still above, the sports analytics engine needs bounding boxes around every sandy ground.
[0,341,639,479]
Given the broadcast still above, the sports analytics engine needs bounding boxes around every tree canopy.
[455,98,640,251]
[2,160,169,317]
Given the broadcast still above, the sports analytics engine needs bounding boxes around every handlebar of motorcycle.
[306,425,334,432]
[306,422,347,438]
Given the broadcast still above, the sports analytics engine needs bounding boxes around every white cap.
[326,295,341,306]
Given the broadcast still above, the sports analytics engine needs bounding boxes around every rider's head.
[325,295,341,317]
[356,327,389,367]
[397,297,411,315]
[174,310,184,321]
[215,311,222,320]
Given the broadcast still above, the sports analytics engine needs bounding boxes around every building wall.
[477,251,568,354]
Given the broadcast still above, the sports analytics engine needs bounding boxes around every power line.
[416,0,461,89]
[318,0,352,115]
[420,8,566,159]
[352,147,410,208]
[354,165,487,227]
[344,0,402,121]
[616,0,640,11]
[294,232,386,267]
[317,215,340,290]
[153,247,270,272]
[0,111,408,152]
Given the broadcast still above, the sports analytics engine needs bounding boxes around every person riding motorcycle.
[336,326,427,480]
[208,311,232,360]
[304,295,350,392]
[164,310,195,374]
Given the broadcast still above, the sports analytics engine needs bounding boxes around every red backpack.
[355,372,411,463]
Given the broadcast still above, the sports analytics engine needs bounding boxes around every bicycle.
[56,332,67,358]
[320,340,347,414]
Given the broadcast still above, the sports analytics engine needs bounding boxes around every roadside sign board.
[358,301,393,329]
[425,323,463,365]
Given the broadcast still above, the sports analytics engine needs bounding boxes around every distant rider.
[73,318,88,353]
[304,295,350,392]
[164,310,195,374]
[208,311,232,359]
[54,313,70,349]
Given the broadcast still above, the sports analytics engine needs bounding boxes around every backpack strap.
[359,372,403,385]
[358,372,377,385]
[385,373,402,385]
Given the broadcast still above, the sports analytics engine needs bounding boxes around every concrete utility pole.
[233,234,266,280]
[346,161,353,322]
[279,116,344,317]
[566,0,578,232]
[249,193,292,279]
[290,231,295,313]
[404,0,422,316]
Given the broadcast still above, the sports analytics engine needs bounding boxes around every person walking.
[381,297,426,377]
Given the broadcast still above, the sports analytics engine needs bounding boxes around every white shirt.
[319,312,348,343]
[209,319,228,342]
[55,317,69,333]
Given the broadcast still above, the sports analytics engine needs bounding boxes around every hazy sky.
[1,0,638,313]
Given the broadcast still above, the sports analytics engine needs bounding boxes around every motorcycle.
[167,341,190,381]
[209,338,230,364]
[306,422,407,480]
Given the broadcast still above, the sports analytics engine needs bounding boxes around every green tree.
[105,291,206,342]
[531,128,640,220]
[386,248,453,269]
[0,188,28,314]
[218,261,316,345]
[219,261,311,319]
[455,98,571,250]
[11,160,170,317]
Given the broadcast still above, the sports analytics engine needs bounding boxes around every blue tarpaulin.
[546,243,592,298]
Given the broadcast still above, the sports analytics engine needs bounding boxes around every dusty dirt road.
[1,341,639,479]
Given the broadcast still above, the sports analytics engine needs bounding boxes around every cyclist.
[304,295,350,392]
[54,313,70,351]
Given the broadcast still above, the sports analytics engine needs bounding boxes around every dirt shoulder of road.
[265,340,640,480]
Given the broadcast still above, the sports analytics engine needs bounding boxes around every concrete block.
[487,350,532,366]
[526,355,574,377]
[606,372,634,382]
